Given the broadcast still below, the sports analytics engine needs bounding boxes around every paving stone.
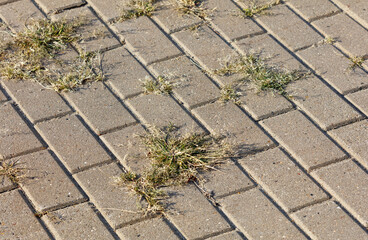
[0,0,20,6]
[329,120,368,169]
[165,184,232,240]
[52,6,120,52]
[102,47,150,99]
[74,163,143,229]
[346,89,368,116]
[311,160,368,227]
[152,0,202,34]
[14,150,86,212]
[313,13,368,57]
[256,4,323,51]
[87,0,128,23]
[149,55,219,109]
[285,0,341,22]
[260,110,347,171]
[297,44,368,94]
[292,200,368,240]
[239,148,329,212]
[35,115,111,173]
[0,0,44,32]
[207,231,243,240]
[64,82,136,135]
[203,0,264,42]
[43,202,115,239]
[126,94,203,135]
[0,102,43,160]
[201,160,254,198]
[332,0,368,29]
[192,102,274,153]
[288,76,363,130]
[220,188,306,239]
[117,217,180,240]
[0,175,15,193]
[2,80,72,123]
[0,19,12,44]
[100,124,150,174]
[0,88,7,102]
[0,190,50,239]
[112,16,182,65]
[35,0,85,14]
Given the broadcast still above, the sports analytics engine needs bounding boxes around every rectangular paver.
[0,174,15,193]
[112,16,183,65]
[329,120,368,169]
[292,200,368,240]
[35,0,84,14]
[74,163,144,229]
[0,102,43,160]
[35,114,111,173]
[0,190,50,239]
[260,110,347,171]
[64,82,136,135]
[87,0,127,23]
[165,184,232,240]
[43,202,115,239]
[220,188,306,239]
[149,55,220,109]
[0,88,7,102]
[207,231,243,240]
[333,0,368,29]
[192,102,275,153]
[346,89,368,116]
[16,150,86,212]
[311,160,368,227]
[286,0,341,22]
[239,147,329,212]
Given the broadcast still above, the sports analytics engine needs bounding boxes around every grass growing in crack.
[118,0,157,21]
[220,84,241,105]
[323,36,336,45]
[215,54,305,96]
[141,76,173,95]
[241,0,281,18]
[0,18,103,91]
[115,126,231,214]
[0,160,25,184]
[173,0,210,19]
[348,56,365,70]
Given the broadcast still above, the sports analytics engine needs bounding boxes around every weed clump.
[0,18,103,91]
[173,0,209,20]
[220,84,241,105]
[0,160,25,184]
[348,56,365,70]
[118,0,157,21]
[116,126,231,214]
[241,0,281,18]
[141,76,173,95]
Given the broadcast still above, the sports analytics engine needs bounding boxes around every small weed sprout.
[173,0,210,20]
[348,56,365,70]
[241,0,281,18]
[0,160,25,184]
[141,76,173,95]
[115,126,232,214]
[220,84,241,105]
[119,0,157,21]
[323,36,336,45]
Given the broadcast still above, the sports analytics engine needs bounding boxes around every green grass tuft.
[241,0,281,18]
[219,84,241,104]
[141,76,173,95]
[118,0,157,22]
[348,56,365,70]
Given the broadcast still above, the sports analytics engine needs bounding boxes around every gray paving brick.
[220,188,306,239]
[0,0,43,32]
[35,115,111,173]
[0,18,12,43]
[346,89,368,116]
[329,120,368,169]
[332,0,368,29]
[15,150,86,212]
[260,110,347,171]
[51,6,120,52]
[126,94,203,135]
[0,190,50,239]
[311,160,368,227]
[239,148,329,212]
[207,231,243,240]
[297,44,368,94]
[256,4,323,51]
[201,160,254,198]
[64,82,136,135]
[43,202,115,239]
[116,217,180,240]
[112,16,182,65]
[87,0,127,23]
[286,0,341,22]
[192,102,275,153]
[0,88,7,102]
[35,0,84,14]
[0,102,43,160]
[288,76,363,130]
[313,13,368,57]
[0,175,14,193]
[149,55,219,109]
[165,184,232,240]
[0,0,20,6]
[102,47,149,99]
[292,200,368,240]
[152,0,202,34]
[100,124,150,174]
[74,163,143,229]
[203,0,264,42]
[2,80,72,123]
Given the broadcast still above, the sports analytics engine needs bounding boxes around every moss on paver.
[0,18,103,92]
[115,125,231,214]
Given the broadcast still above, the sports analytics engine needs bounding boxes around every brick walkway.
[1,0,368,239]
